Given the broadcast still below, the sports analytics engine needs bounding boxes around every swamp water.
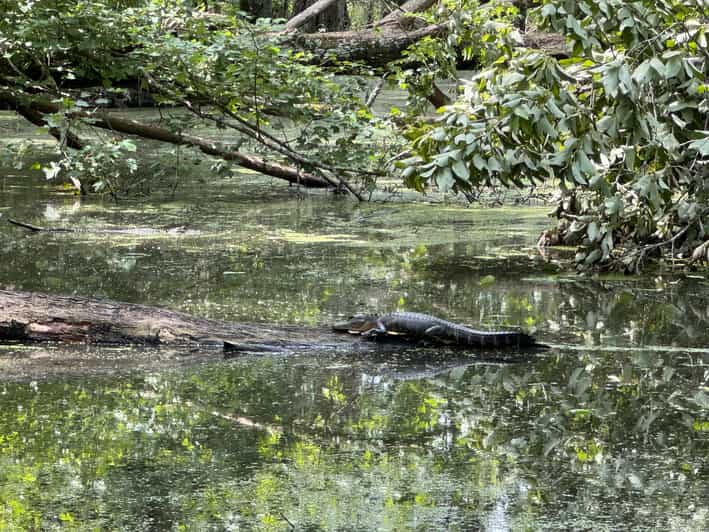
[1,116,708,531]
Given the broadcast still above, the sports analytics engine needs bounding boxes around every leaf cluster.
[0,1,389,194]
[399,0,709,270]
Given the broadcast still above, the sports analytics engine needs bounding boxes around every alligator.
[333,311,545,349]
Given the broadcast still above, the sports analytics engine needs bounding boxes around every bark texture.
[0,289,351,351]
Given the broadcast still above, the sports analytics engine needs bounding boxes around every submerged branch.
[7,219,45,232]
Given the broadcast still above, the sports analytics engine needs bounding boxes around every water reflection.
[1,343,705,529]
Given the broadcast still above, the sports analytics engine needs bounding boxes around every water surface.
[0,112,708,531]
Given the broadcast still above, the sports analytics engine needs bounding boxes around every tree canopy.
[1,0,708,271]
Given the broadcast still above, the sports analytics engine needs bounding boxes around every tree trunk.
[288,23,447,66]
[285,0,340,31]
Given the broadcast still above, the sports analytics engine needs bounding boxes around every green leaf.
[665,56,683,78]
[436,167,455,192]
[472,154,488,170]
[546,100,565,119]
[479,275,496,287]
[513,104,531,119]
[566,15,587,39]
[452,159,469,180]
[650,57,665,77]
[602,66,619,98]
[618,65,633,95]
[571,160,587,184]
[624,147,636,170]
[576,150,595,174]
[632,60,652,83]
[500,73,526,86]
[585,249,602,264]
[541,4,556,17]
[688,133,709,156]
[605,196,623,217]
[487,157,502,172]
[536,116,557,138]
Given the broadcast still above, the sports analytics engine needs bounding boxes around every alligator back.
[379,312,540,349]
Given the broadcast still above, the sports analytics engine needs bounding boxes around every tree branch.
[141,73,366,200]
[14,102,84,150]
[0,90,333,189]
[288,23,448,66]
[284,0,340,31]
[377,0,437,28]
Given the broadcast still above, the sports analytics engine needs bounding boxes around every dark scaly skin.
[333,311,542,349]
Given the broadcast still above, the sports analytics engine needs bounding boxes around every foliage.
[4,0,709,270]
[0,1,387,194]
[399,0,709,270]
[136,10,383,176]
[44,137,139,194]
[392,0,522,112]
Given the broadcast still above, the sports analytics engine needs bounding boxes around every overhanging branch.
[0,90,333,189]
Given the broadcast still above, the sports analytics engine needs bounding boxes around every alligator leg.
[361,319,388,338]
[423,325,446,339]
[424,325,460,345]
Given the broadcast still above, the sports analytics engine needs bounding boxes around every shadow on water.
[1,112,708,530]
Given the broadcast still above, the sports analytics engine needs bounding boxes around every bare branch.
[365,76,386,108]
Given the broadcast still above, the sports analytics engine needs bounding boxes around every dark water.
[1,114,708,530]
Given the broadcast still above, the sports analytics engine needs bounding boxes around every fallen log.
[0,289,352,353]
[0,290,545,358]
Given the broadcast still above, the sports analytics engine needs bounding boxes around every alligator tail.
[465,331,547,349]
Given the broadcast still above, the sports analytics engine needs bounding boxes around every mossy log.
[0,289,354,353]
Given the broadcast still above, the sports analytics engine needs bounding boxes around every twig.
[8,218,46,232]
[280,512,296,530]
[635,223,692,272]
